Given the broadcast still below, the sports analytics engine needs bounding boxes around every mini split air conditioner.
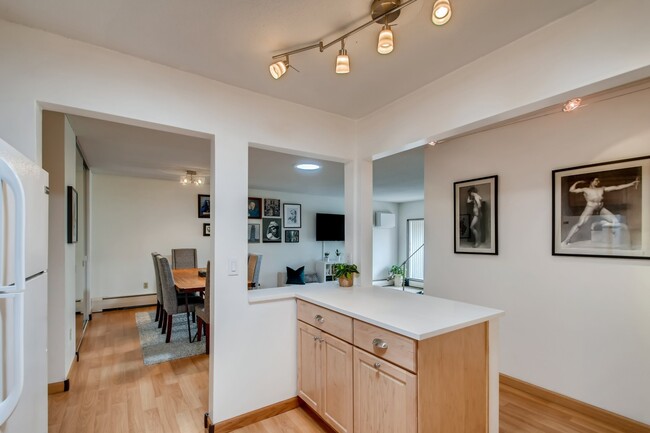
[374,212,395,228]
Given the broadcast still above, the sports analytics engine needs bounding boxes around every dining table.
[172,267,206,342]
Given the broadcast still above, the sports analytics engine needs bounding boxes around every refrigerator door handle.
[0,157,26,292]
[0,292,25,425]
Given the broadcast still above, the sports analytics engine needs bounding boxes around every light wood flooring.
[49,306,637,433]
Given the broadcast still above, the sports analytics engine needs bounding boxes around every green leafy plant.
[333,263,360,279]
[389,265,405,278]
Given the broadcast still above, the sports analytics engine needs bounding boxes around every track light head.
[269,58,289,79]
[432,0,452,25]
[336,40,350,74]
[377,24,394,55]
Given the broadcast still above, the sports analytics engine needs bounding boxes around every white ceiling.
[0,0,593,118]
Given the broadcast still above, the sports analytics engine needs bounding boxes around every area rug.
[135,311,206,365]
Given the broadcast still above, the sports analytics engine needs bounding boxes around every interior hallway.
[49,307,634,433]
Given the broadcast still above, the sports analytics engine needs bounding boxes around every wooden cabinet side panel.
[354,348,417,433]
[417,322,488,433]
[298,322,322,412]
[321,333,353,433]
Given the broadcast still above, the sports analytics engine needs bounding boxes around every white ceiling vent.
[374,212,396,228]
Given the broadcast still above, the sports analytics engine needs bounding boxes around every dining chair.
[151,252,164,327]
[156,256,203,343]
[171,248,197,269]
[247,254,263,289]
[196,260,210,354]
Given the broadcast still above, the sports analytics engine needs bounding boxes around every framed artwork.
[67,186,78,244]
[283,203,302,228]
[454,175,498,255]
[248,223,260,243]
[248,197,262,219]
[285,230,300,243]
[262,218,282,243]
[264,198,281,217]
[552,156,648,259]
[203,223,211,237]
[198,194,210,218]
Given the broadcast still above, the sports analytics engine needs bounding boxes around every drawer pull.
[313,336,323,343]
[372,338,388,350]
[314,314,325,324]
[374,362,382,369]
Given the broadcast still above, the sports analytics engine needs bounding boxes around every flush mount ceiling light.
[295,163,321,171]
[180,170,205,186]
[563,98,583,112]
[269,0,452,78]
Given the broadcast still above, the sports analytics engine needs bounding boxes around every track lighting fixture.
[563,98,582,112]
[180,170,205,186]
[336,40,350,74]
[269,0,452,78]
[432,0,452,25]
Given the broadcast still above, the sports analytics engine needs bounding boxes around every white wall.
[247,188,344,288]
[372,201,398,280]
[425,87,650,423]
[90,174,211,300]
[0,18,359,423]
[397,200,424,276]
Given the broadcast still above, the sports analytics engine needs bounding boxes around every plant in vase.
[324,252,330,262]
[333,263,359,287]
[335,249,342,262]
[389,265,405,287]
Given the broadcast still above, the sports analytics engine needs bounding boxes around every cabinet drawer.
[298,300,353,344]
[353,320,416,373]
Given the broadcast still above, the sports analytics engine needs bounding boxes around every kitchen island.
[249,284,503,433]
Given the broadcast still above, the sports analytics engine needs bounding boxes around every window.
[407,219,424,281]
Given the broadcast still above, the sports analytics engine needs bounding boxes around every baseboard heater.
[91,294,156,312]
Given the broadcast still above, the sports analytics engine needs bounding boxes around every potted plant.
[333,263,359,287]
[389,265,405,287]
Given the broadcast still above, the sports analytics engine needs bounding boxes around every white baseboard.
[91,294,156,312]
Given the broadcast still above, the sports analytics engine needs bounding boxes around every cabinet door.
[321,333,353,433]
[354,348,417,433]
[298,322,322,412]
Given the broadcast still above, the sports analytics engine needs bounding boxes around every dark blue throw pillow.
[286,266,306,285]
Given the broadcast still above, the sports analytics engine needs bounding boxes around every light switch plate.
[228,258,238,276]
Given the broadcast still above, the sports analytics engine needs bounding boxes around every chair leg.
[205,323,210,355]
[154,301,160,322]
[197,317,203,341]
[159,308,166,330]
[166,314,173,343]
[192,311,196,323]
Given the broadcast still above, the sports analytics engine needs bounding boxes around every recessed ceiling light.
[296,163,321,171]
[428,140,437,146]
[563,98,582,112]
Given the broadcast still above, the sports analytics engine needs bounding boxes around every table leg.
[185,293,192,343]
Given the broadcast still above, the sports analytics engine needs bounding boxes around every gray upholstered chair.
[151,252,164,327]
[171,248,197,269]
[156,256,202,343]
[196,260,210,354]
[247,254,262,289]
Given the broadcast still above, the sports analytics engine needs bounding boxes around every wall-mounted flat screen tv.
[316,213,345,241]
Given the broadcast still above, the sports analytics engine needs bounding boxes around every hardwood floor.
[50,307,639,433]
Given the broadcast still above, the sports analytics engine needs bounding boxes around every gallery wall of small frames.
[247,197,302,244]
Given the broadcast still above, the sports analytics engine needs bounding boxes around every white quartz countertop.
[248,284,504,340]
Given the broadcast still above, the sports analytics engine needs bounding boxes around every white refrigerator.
[0,137,48,432]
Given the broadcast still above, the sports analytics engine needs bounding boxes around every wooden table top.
[172,268,206,292]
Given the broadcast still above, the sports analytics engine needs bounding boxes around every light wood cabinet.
[297,321,353,433]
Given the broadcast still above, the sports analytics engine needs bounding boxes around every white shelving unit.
[316,260,337,283]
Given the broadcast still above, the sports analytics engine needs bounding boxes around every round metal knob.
[314,314,325,324]
[374,362,382,368]
[372,338,388,350]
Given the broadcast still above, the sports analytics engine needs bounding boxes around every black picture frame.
[285,230,299,243]
[454,175,498,255]
[283,203,301,228]
[263,198,281,217]
[203,223,210,237]
[248,223,260,243]
[248,197,262,219]
[198,194,210,218]
[552,155,648,259]
[262,218,281,243]
[67,186,78,244]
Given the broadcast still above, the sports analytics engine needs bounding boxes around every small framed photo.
[262,218,282,243]
[248,197,262,219]
[285,230,300,243]
[198,194,210,218]
[553,156,648,259]
[67,186,78,244]
[248,223,260,243]
[283,203,302,228]
[454,175,498,255]
[264,198,281,217]
[203,223,211,237]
